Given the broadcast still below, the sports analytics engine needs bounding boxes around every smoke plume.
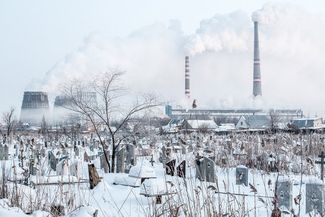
[41,3,325,115]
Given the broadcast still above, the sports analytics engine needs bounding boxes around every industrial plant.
[165,19,305,132]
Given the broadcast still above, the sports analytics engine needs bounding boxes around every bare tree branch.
[60,70,160,172]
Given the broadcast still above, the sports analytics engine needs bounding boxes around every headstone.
[166,159,176,176]
[88,164,101,189]
[205,157,215,182]
[276,178,292,211]
[196,157,215,182]
[116,148,125,173]
[306,182,324,214]
[316,151,325,180]
[3,145,8,160]
[100,151,109,173]
[126,144,135,166]
[0,145,4,160]
[236,166,248,186]
[29,158,36,176]
[14,144,18,157]
[196,156,206,181]
[48,151,57,171]
[176,160,186,178]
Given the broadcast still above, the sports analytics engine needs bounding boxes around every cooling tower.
[53,92,97,125]
[185,56,190,99]
[253,21,262,97]
[20,91,50,125]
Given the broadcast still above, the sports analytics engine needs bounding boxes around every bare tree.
[269,110,281,132]
[2,107,16,144]
[61,70,159,173]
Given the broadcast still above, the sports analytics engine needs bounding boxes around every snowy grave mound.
[128,160,156,179]
[140,179,176,197]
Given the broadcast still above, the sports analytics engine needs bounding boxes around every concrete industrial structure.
[53,92,97,125]
[165,106,303,124]
[20,91,50,125]
[253,21,262,97]
[185,56,190,99]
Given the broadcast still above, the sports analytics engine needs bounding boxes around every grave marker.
[176,160,186,178]
[236,166,248,186]
[315,151,325,180]
[3,145,8,160]
[306,182,324,214]
[276,178,292,211]
[88,164,101,189]
[166,159,176,176]
[116,148,125,173]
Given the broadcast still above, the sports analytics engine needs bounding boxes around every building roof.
[241,115,271,129]
[291,117,322,129]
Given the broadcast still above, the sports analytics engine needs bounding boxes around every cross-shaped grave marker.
[150,155,155,166]
[315,151,325,180]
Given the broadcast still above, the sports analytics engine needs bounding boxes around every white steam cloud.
[41,3,325,115]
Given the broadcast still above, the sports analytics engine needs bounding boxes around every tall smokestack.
[253,21,262,97]
[185,56,190,99]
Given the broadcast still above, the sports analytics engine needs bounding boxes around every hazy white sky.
[1,0,325,116]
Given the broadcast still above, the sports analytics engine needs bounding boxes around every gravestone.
[176,160,186,178]
[88,164,101,189]
[205,157,215,182]
[166,159,176,176]
[48,151,57,171]
[196,157,215,182]
[126,144,135,166]
[196,156,206,181]
[276,178,292,211]
[0,145,4,160]
[29,158,37,176]
[3,145,8,160]
[14,144,18,157]
[236,166,248,186]
[116,148,125,173]
[100,151,109,173]
[306,182,324,214]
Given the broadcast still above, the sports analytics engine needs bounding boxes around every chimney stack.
[185,56,190,99]
[253,21,262,97]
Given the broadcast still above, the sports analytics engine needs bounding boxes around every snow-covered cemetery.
[3,1,325,217]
